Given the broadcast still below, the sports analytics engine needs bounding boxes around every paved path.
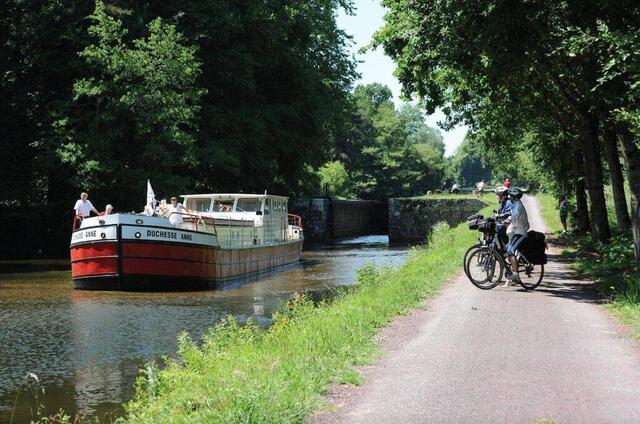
[311,195,640,424]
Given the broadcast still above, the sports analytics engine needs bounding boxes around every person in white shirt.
[168,196,189,227]
[476,179,486,198]
[74,192,99,218]
[504,187,529,285]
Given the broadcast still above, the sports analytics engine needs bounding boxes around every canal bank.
[108,205,493,423]
[0,236,406,423]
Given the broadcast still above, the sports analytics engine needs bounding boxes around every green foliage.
[2,0,357,258]
[121,205,493,422]
[373,0,640,247]
[318,161,351,197]
[449,135,491,187]
[331,83,447,198]
[66,1,204,205]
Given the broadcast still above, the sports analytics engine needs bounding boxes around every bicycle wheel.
[467,247,504,290]
[518,261,544,290]
[463,243,482,278]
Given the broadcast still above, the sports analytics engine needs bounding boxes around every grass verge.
[535,193,563,235]
[116,206,493,423]
[536,193,640,338]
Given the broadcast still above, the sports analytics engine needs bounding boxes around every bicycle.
[465,215,545,290]
[463,214,508,286]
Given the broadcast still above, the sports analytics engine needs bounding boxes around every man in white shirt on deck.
[74,192,99,218]
[504,187,529,285]
[168,196,189,227]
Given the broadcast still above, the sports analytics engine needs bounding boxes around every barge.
[70,194,303,290]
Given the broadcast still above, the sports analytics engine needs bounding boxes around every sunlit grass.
[536,193,563,234]
[119,207,494,423]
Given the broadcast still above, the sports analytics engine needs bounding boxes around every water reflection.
[0,235,407,422]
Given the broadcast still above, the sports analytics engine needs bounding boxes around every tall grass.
[536,192,640,338]
[119,207,493,423]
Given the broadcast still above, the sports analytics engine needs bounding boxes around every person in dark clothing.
[494,186,512,247]
[558,195,568,234]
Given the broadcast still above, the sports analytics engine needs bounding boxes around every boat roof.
[180,193,289,200]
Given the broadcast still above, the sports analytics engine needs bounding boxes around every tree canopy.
[375,0,640,257]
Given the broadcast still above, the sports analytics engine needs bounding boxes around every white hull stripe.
[120,225,218,247]
[71,225,118,245]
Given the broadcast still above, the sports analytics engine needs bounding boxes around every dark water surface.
[0,236,407,423]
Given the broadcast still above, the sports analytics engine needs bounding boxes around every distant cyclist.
[494,186,512,247]
[504,187,529,285]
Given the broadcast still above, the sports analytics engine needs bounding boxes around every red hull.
[71,239,303,290]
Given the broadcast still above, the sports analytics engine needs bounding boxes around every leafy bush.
[318,161,351,198]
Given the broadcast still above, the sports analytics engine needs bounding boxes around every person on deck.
[494,186,512,247]
[504,187,529,285]
[100,204,114,216]
[168,196,189,227]
[74,192,99,219]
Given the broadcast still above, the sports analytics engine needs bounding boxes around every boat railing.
[72,215,82,231]
[288,214,303,229]
[170,212,217,235]
[212,216,254,248]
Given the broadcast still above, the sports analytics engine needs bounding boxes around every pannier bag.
[467,214,483,230]
[520,230,547,264]
[478,218,496,232]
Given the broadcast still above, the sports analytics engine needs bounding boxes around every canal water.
[0,236,408,423]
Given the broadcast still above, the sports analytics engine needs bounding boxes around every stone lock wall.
[388,197,487,243]
[331,199,387,238]
[290,198,388,241]
[290,198,331,241]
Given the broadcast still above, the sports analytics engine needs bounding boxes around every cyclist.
[494,186,511,247]
[504,187,529,285]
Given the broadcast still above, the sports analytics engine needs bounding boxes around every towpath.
[311,195,640,423]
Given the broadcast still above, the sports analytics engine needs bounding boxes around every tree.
[332,84,446,198]
[318,161,350,197]
[450,136,491,188]
[64,1,204,209]
[373,0,639,245]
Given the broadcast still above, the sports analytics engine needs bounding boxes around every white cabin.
[181,193,301,248]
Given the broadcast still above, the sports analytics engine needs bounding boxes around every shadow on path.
[531,247,606,305]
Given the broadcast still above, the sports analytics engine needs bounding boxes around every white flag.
[147,180,156,208]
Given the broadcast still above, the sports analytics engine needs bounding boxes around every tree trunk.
[603,122,631,230]
[618,127,640,260]
[579,111,611,243]
[573,148,590,234]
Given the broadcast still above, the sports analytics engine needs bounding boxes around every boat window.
[213,200,234,212]
[186,198,211,212]
[236,198,262,212]
[264,199,271,215]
